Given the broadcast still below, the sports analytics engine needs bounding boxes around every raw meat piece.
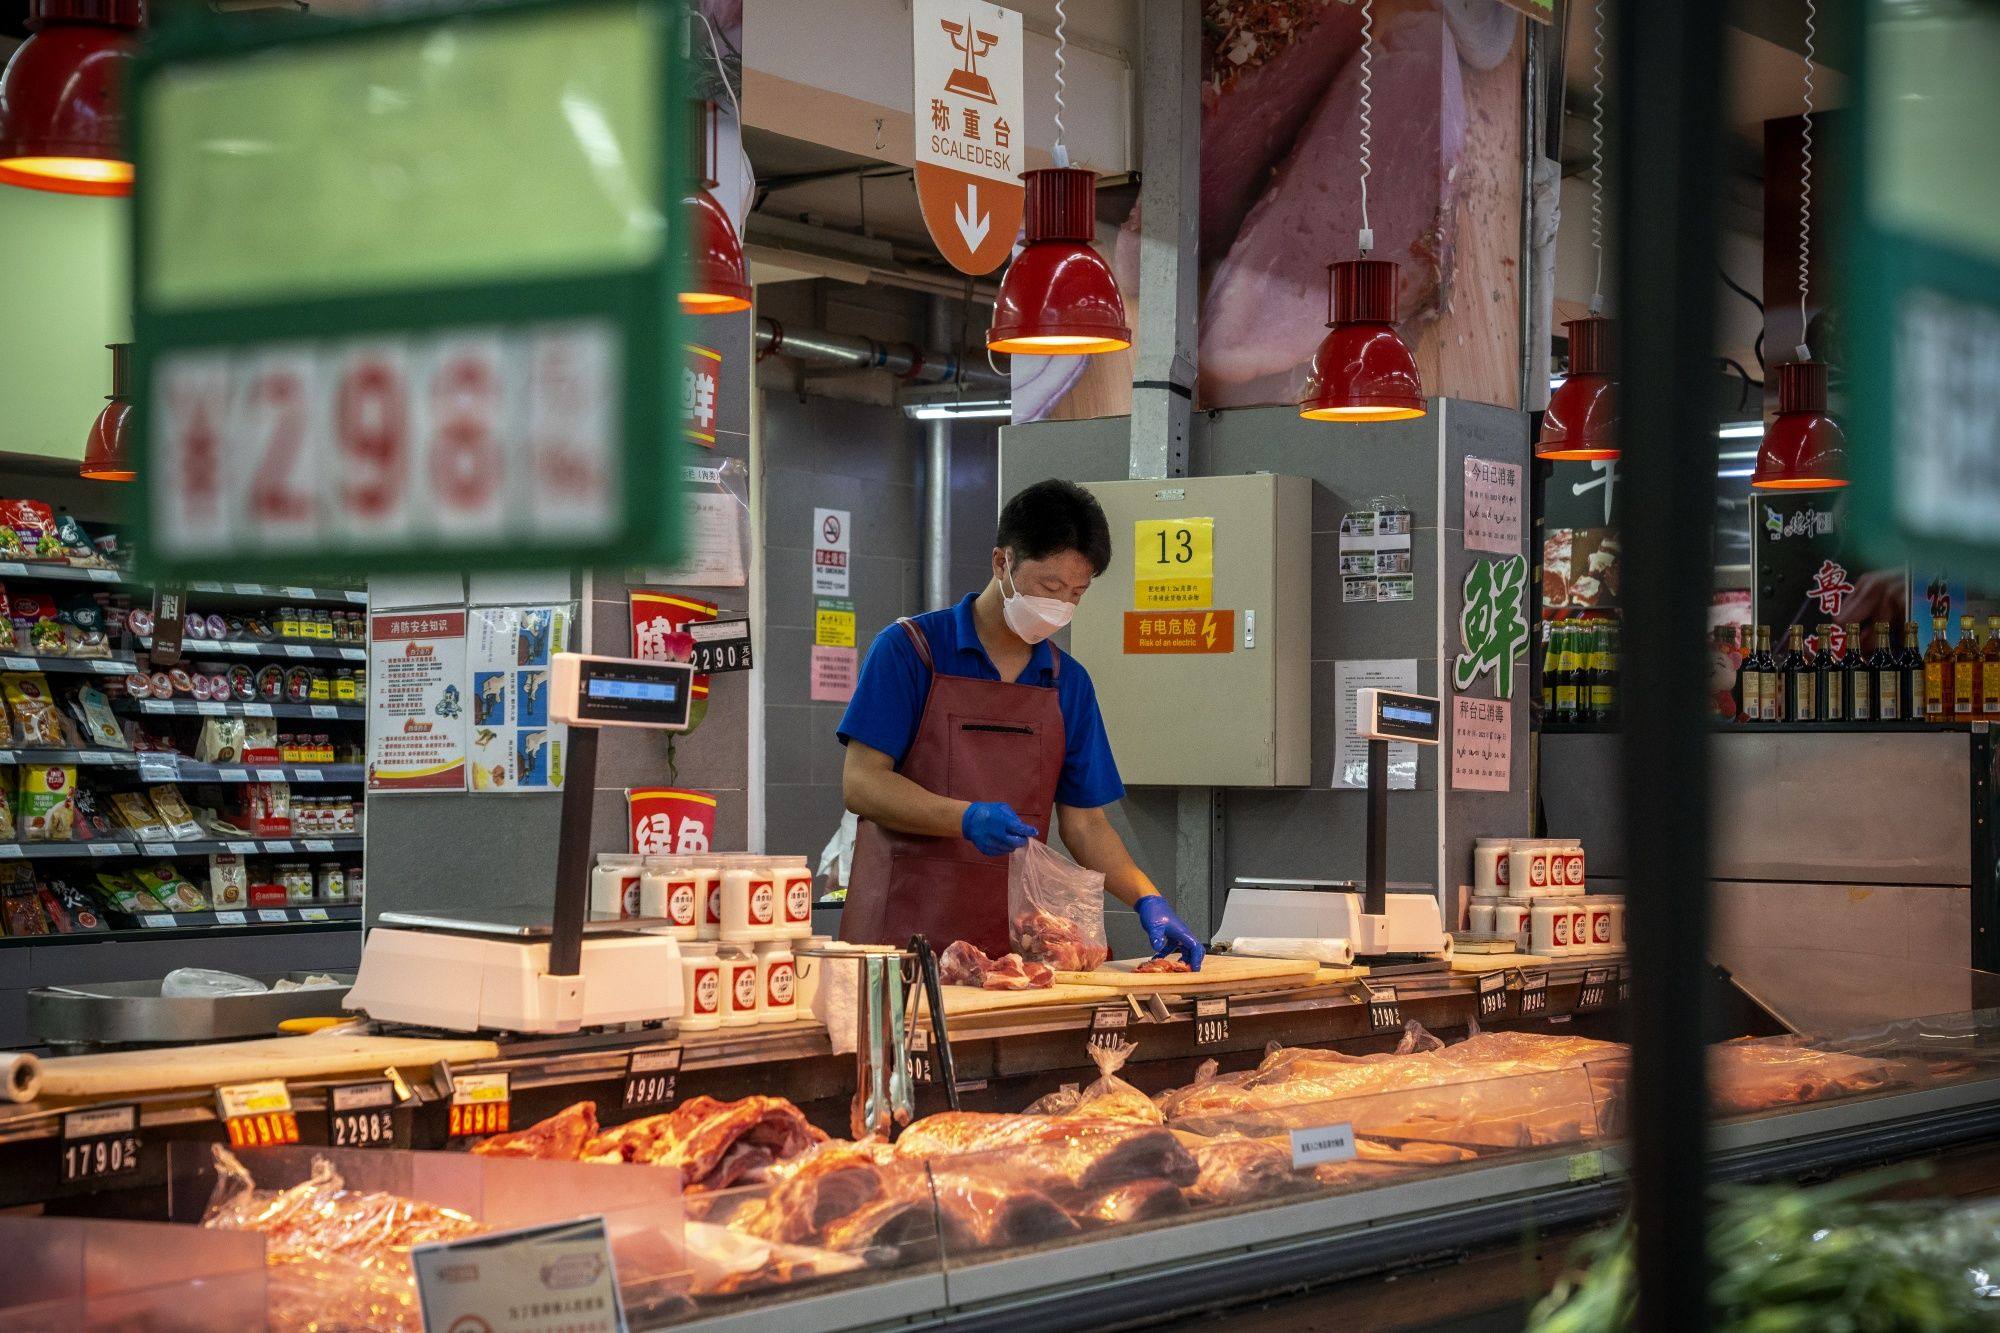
[1187,1135,1301,1206]
[939,938,1057,990]
[582,1095,827,1192]
[1199,10,1467,403]
[732,1142,892,1245]
[821,1192,953,1255]
[894,1113,1198,1195]
[1200,0,1367,255]
[930,1168,1080,1248]
[1068,1177,1188,1228]
[1708,1040,1903,1115]
[1135,956,1192,974]
[469,1099,598,1160]
[1011,910,1109,973]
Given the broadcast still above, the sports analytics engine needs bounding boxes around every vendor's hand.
[961,802,1038,857]
[1135,896,1205,970]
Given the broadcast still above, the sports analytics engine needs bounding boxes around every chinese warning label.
[912,0,1024,274]
[1123,611,1235,655]
[1450,695,1512,791]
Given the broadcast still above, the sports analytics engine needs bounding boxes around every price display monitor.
[347,654,697,1034]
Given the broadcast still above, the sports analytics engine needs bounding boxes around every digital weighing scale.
[1217,688,1451,961]
[346,654,698,1034]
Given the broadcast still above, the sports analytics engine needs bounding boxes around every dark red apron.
[841,618,1066,957]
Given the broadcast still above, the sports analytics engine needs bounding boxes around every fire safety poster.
[367,609,468,792]
[465,603,574,793]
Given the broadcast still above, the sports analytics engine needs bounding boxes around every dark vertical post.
[1614,0,1726,1327]
[1365,737,1388,914]
[549,724,600,977]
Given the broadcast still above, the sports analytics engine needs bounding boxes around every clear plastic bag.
[1007,840,1108,972]
[161,968,268,998]
[1024,1039,1162,1124]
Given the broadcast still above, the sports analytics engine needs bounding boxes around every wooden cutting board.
[37,1033,500,1099]
[1053,954,1318,992]
[1450,951,1551,974]
[928,981,1125,1017]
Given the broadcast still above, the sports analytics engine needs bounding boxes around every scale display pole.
[548,725,601,978]
[1364,737,1389,915]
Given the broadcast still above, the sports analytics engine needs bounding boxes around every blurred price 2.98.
[151,323,621,561]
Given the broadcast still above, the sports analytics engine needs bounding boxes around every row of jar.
[591,853,816,941]
[1470,894,1624,956]
[679,939,797,1030]
[1472,836,1588,897]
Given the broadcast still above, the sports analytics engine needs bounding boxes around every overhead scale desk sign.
[912,0,1024,275]
[1848,1,2000,584]
[128,0,691,580]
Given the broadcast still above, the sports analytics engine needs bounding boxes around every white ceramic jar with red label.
[1554,838,1587,893]
[778,858,815,937]
[719,861,780,941]
[1567,901,1593,953]
[720,945,761,1026]
[1468,896,1500,935]
[757,940,797,1022]
[1530,900,1574,955]
[1508,841,1559,898]
[679,942,722,1031]
[590,855,644,920]
[1591,895,1624,951]
[1494,898,1533,951]
[1472,839,1514,895]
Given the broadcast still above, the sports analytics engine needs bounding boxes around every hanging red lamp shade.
[678,101,750,316]
[988,167,1130,355]
[1537,315,1618,459]
[81,342,132,481]
[1752,359,1847,490]
[1298,259,1425,421]
[0,0,141,197]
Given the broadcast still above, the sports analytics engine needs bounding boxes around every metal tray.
[28,972,357,1050]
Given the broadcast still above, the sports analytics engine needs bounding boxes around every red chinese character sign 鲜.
[630,590,716,728]
[629,787,716,856]
[912,0,1023,275]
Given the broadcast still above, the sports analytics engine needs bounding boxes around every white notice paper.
[1450,695,1512,791]
[1288,1122,1357,1168]
[813,508,851,596]
[1463,456,1524,555]
[1333,659,1419,789]
[412,1216,625,1333]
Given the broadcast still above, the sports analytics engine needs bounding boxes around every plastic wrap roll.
[1224,937,1355,967]
[1,1050,42,1103]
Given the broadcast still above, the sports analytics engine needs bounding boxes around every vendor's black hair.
[996,479,1113,575]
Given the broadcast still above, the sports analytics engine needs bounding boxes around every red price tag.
[449,1100,511,1137]
[225,1110,302,1148]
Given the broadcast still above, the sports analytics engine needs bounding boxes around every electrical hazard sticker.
[1123,610,1236,655]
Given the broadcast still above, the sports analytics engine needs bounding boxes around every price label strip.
[328,1080,397,1149]
[686,617,755,674]
[1362,982,1402,1033]
[1087,1004,1130,1052]
[448,1070,511,1138]
[906,1022,936,1086]
[60,1104,142,1186]
[217,1078,301,1149]
[1476,970,1508,1022]
[1518,969,1551,1017]
[1575,967,1612,1014]
[1194,995,1230,1047]
[621,1046,682,1111]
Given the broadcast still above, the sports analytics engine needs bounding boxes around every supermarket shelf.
[113,698,362,722]
[184,581,367,606]
[0,653,138,677]
[0,747,136,767]
[1541,720,1980,735]
[0,836,362,861]
[148,761,364,785]
[137,636,365,663]
[1,901,361,947]
[0,560,124,586]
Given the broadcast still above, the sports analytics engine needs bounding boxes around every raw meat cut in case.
[930,1169,1080,1248]
[581,1095,827,1192]
[1069,1177,1188,1228]
[1187,1135,1302,1205]
[1199,9,1467,403]
[469,1100,598,1160]
[939,939,1056,990]
[894,1112,1198,1195]
[732,1142,893,1245]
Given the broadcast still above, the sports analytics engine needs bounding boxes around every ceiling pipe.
[922,296,955,611]
[754,316,1010,394]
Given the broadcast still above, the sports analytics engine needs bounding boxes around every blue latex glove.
[1135,896,1206,970]
[961,802,1038,857]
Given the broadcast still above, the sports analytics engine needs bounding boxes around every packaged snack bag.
[67,685,126,749]
[3,672,65,746]
[110,791,170,838]
[94,872,162,914]
[43,878,107,932]
[135,863,207,912]
[147,785,204,840]
[15,765,77,842]
[208,854,248,909]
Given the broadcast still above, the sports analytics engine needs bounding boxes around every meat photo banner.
[1016,0,1525,424]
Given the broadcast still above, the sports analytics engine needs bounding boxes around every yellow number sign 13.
[1133,517,1215,609]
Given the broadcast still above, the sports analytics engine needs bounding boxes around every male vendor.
[836,479,1204,969]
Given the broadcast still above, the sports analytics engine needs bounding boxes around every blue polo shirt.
[837,594,1125,809]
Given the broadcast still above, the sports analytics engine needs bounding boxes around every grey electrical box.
[1071,474,1311,786]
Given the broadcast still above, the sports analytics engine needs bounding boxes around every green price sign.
[1847,0,2000,581]
[128,0,692,578]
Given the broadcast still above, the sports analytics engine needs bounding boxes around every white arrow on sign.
[953,182,991,252]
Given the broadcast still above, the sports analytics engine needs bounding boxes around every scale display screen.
[1356,688,1442,745]
[551,654,695,730]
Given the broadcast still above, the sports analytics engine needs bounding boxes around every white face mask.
[1000,562,1076,644]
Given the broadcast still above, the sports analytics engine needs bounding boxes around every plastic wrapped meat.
[895,1113,1198,1195]
[729,1141,895,1245]
[930,1168,1081,1248]
[1010,910,1109,973]
[939,939,1055,990]
[1068,1177,1188,1228]
[1708,1040,1903,1115]
[582,1095,827,1192]
[1187,1135,1303,1206]
[469,1099,598,1159]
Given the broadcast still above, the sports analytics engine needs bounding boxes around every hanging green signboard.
[1847,0,2000,581]
[128,0,690,578]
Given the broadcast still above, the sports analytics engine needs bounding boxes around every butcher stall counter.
[7,954,2000,1331]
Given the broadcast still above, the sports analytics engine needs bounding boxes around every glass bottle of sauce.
[1924,617,1952,722]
